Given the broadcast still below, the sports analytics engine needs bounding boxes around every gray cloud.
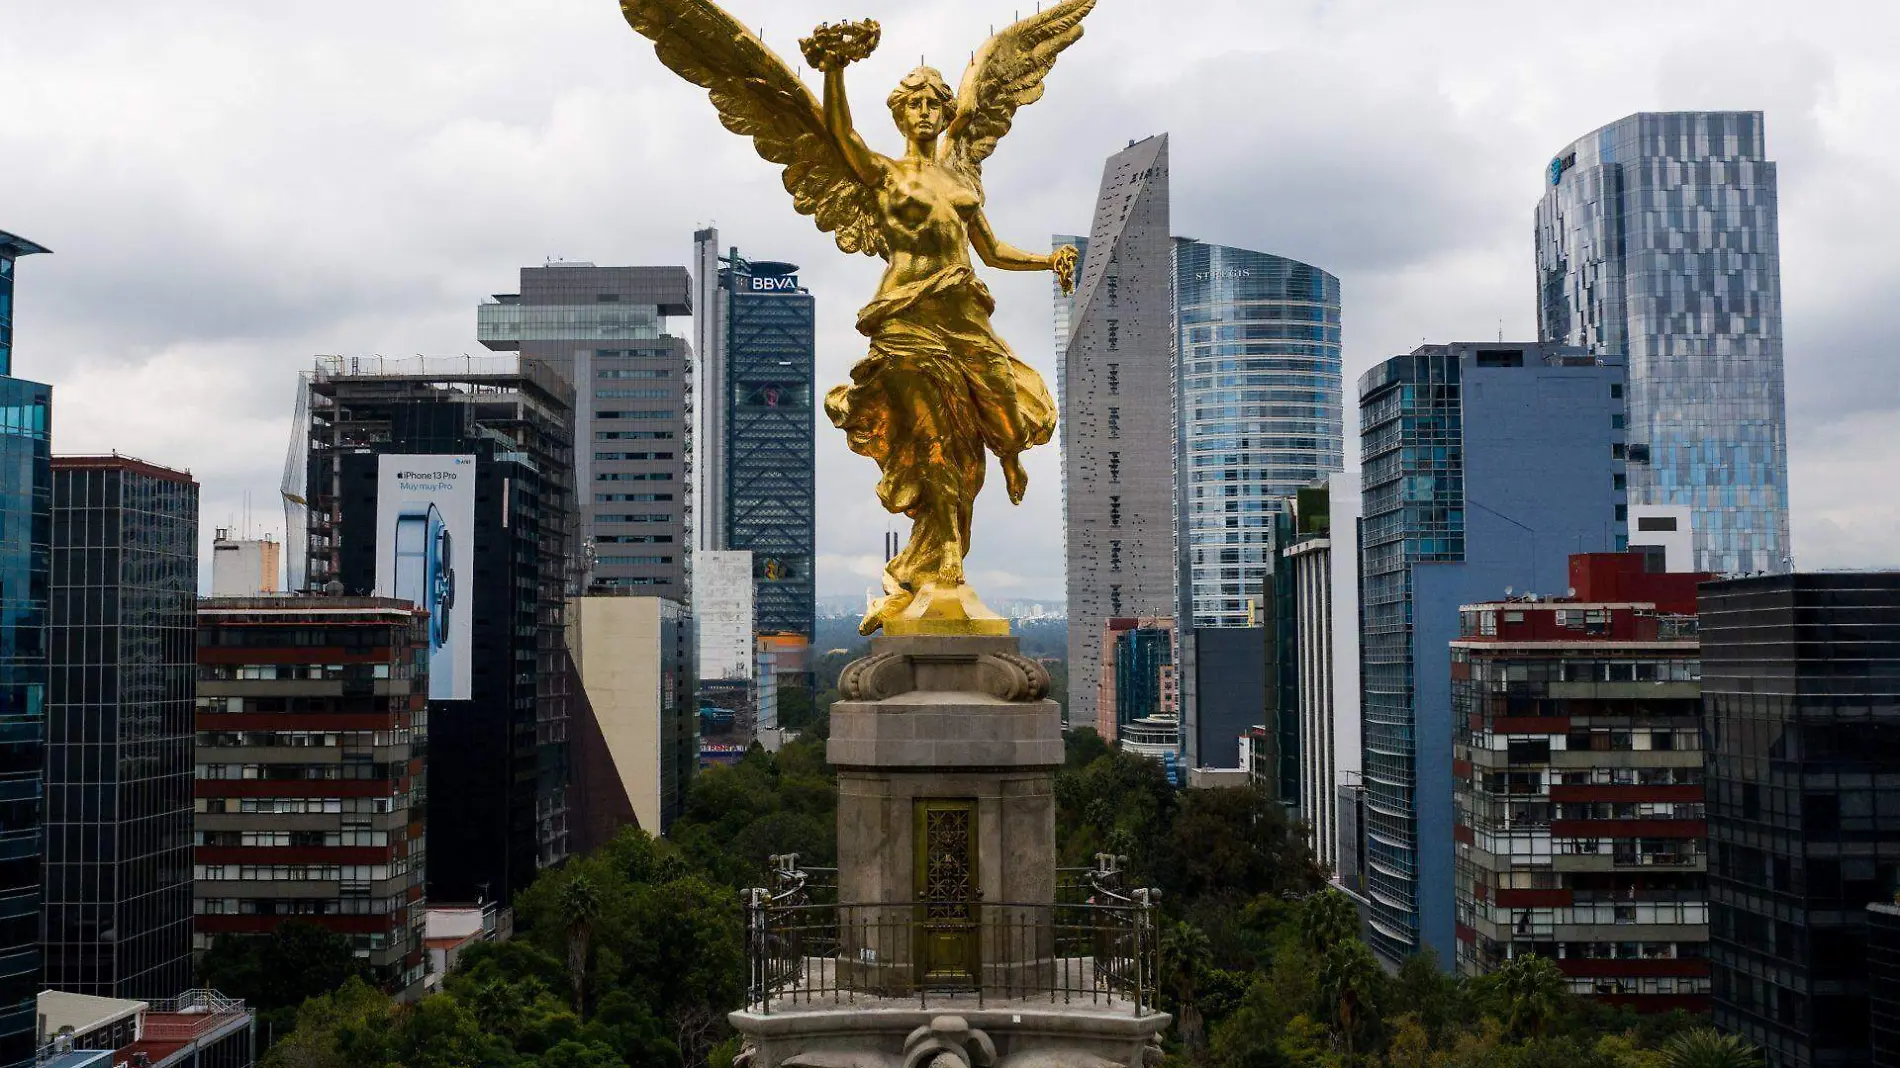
[4,0,1895,596]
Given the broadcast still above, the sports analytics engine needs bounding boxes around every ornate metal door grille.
[915,799,977,985]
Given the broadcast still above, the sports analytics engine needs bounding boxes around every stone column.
[827,635,1063,996]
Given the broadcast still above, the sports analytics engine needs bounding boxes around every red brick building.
[193,597,429,999]
[1451,554,1715,1011]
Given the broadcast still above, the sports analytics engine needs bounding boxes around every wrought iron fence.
[746,854,1159,1016]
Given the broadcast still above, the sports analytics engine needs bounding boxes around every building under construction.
[295,354,575,903]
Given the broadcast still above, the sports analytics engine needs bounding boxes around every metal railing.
[746,854,1159,1016]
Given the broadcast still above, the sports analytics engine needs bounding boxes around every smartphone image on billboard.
[393,505,455,697]
[376,455,474,700]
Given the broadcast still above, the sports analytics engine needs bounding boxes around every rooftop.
[0,230,51,257]
[36,991,145,1039]
[52,453,196,485]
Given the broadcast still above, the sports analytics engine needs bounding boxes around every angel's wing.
[621,0,885,257]
[939,0,1097,189]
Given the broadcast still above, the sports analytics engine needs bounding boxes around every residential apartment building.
[0,229,52,1068]
[1703,571,1900,1068]
[193,596,430,999]
[1536,111,1789,574]
[44,456,199,999]
[1358,341,1629,965]
[1452,552,1714,1011]
[1064,136,1177,734]
[478,263,693,597]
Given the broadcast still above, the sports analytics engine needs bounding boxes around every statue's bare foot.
[1002,454,1029,504]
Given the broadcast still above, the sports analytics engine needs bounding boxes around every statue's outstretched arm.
[801,21,884,188]
[822,68,883,188]
[971,211,1078,294]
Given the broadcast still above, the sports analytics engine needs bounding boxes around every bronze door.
[915,799,978,985]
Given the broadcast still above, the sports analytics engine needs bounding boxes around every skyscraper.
[1064,136,1176,733]
[690,230,816,647]
[478,263,694,597]
[1358,342,1628,966]
[44,456,198,1000]
[1702,571,1900,1068]
[302,355,574,903]
[1536,112,1789,574]
[1173,242,1343,628]
[0,230,50,1068]
[1284,474,1361,875]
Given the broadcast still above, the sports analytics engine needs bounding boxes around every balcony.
[745,855,1160,1016]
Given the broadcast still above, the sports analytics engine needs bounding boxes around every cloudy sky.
[5,0,1895,598]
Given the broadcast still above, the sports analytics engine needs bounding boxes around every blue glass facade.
[1536,112,1789,575]
[0,230,50,1068]
[1,232,52,381]
[1173,242,1343,629]
[1358,343,1627,967]
[718,257,815,645]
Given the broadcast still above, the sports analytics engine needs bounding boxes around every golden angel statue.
[619,0,1094,636]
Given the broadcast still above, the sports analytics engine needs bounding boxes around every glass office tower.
[1536,112,1790,574]
[1358,342,1627,967]
[691,236,816,645]
[0,231,51,1068]
[45,456,199,999]
[1173,242,1342,628]
[1703,572,1900,1068]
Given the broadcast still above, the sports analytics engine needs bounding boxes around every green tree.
[198,921,373,1051]
[1164,786,1325,906]
[1161,920,1215,1052]
[560,874,603,1016]
[1490,954,1570,1040]
[1661,1029,1764,1068]
[1064,728,1111,769]
[1297,891,1360,958]
[261,977,400,1068]
[1315,940,1380,1059]
[1055,746,1176,875]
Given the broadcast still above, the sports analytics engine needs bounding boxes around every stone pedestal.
[828,636,1063,995]
[729,634,1168,1068]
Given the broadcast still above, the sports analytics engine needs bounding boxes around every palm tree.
[1662,1028,1764,1068]
[1298,890,1361,958]
[1316,940,1380,1059]
[559,875,602,1018]
[1494,953,1567,1039]
[1160,921,1213,1051]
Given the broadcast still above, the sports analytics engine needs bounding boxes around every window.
[595,388,671,399]
[1476,349,1523,368]
[1637,515,1678,532]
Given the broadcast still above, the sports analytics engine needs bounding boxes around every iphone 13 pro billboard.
[374,455,475,700]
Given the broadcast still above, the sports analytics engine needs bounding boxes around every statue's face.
[895,91,947,142]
